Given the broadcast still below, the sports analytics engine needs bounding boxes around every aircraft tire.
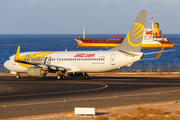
[16,75,20,79]
[57,75,65,80]
[85,74,89,80]
[61,75,65,80]
[57,75,61,80]
[80,74,89,80]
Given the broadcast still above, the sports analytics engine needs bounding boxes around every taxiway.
[0,76,180,119]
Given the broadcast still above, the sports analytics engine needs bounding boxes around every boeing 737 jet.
[4,10,162,80]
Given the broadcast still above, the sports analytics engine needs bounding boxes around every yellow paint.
[127,23,144,47]
[141,44,174,48]
[154,23,160,35]
[155,46,165,59]
[28,69,34,76]
[14,46,20,61]
[127,31,142,47]
[77,42,174,49]
[132,23,138,30]
[132,23,141,33]
[77,43,120,47]
[18,51,56,69]
[132,23,144,39]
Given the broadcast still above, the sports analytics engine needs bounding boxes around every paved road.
[0,76,180,119]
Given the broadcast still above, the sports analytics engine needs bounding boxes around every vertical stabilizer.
[109,10,147,52]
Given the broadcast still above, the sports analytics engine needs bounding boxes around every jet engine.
[27,67,47,77]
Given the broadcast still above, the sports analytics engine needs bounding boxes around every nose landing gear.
[16,73,20,79]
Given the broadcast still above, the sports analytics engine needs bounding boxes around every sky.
[0,0,180,34]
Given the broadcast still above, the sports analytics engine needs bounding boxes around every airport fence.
[0,63,180,73]
[121,63,180,72]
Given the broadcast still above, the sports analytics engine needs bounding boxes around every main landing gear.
[80,73,89,80]
[57,75,65,80]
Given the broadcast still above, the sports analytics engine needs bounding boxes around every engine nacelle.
[27,67,47,77]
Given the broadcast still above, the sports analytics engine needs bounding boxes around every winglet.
[14,46,20,62]
[154,46,165,59]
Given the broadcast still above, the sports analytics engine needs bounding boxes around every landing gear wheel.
[57,75,61,80]
[80,74,89,80]
[57,75,65,80]
[80,75,84,80]
[85,74,89,79]
[61,75,65,80]
[16,75,20,79]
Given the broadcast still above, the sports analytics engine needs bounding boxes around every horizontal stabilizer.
[144,49,176,55]
[118,50,140,57]
[142,47,176,60]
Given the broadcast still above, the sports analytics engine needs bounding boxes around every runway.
[0,76,180,119]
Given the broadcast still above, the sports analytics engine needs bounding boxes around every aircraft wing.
[14,46,71,72]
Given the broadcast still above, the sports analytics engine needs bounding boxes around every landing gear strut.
[80,73,89,80]
[57,75,65,80]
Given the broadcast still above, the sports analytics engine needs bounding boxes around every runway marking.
[0,82,108,98]
[1,89,180,108]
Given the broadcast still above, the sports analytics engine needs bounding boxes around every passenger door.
[110,54,115,65]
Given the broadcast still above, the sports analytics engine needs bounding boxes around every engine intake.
[27,67,47,77]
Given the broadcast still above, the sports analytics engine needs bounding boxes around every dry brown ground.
[1,100,180,120]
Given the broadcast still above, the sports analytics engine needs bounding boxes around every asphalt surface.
[0,76,180,119]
